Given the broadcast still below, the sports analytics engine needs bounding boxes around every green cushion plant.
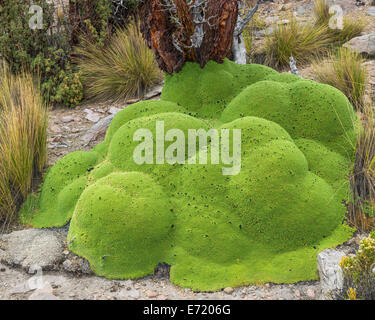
[20,59,359,291]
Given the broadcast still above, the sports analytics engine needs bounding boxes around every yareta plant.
[21,59,360,291]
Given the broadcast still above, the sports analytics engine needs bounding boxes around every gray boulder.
[0,229,65,271]
[318,249,346,299]
[343,33,375,56]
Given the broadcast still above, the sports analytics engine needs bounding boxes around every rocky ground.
[0,227,368,300]
[1,0,374,300]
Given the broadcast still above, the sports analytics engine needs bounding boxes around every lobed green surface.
[20,59,358,291]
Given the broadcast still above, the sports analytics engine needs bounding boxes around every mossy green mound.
[68,172,174,279]
[21,59,358,291]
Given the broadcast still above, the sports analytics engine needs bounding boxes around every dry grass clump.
[313,0,332,27]
[336,15,368,44]
[347,103,375,232]
[75,21,163,103]
[262,0,368,69]
[312,47,367,111]
[263,15,332,69]
[313,0,368,44]
[0,67,48,228]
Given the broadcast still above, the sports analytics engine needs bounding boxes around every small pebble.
[224,287,234,294]
[306,288,315,298]
[146,290,159,298]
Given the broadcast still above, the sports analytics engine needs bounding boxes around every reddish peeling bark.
[173,0,197,62]
[139,0,239,74]
[139,0,185,74]
[199,0,238,67]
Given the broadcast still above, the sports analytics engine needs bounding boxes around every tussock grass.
[312,48,370,230]
[263,1,368,69]
[348,104,375,231]
[313,0,368,44]
[75,21,163,103]
[0,67,48,228]
[337,15,368,44]
[313,0,332,27]
[263,15,332,69]
[312,47,367,111]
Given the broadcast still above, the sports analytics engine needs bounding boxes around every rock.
[48,142,70,149]
[85,113,101,123]
[146,290,159,298]
[129,290,140,299]
[0,229,65,271]
[50,124,62,134]
[60,116,74,123]
[368,7,375,16]
[296,3,313,15]
[108,107,122,115]
[306,288,315,298]
[117,288,140,299]
[79,259,93,274]
[294,289,301,297]
[343,34,375,57]
[318,249,346,299]
[28,283,60,300]
[81,114,115,146]
[50,135,63,143]
[62,257,92,274]
[126,98,140,105]
[224,287,234,294]
[62,259,73,272]
[144,85,163,100]
[84,109,101,123]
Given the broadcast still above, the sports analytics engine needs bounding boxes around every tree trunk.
[139,0,185,74]
[139,0,239,74]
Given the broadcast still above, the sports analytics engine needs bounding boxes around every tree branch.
[289,56,301,77]
[234,0,262,37]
